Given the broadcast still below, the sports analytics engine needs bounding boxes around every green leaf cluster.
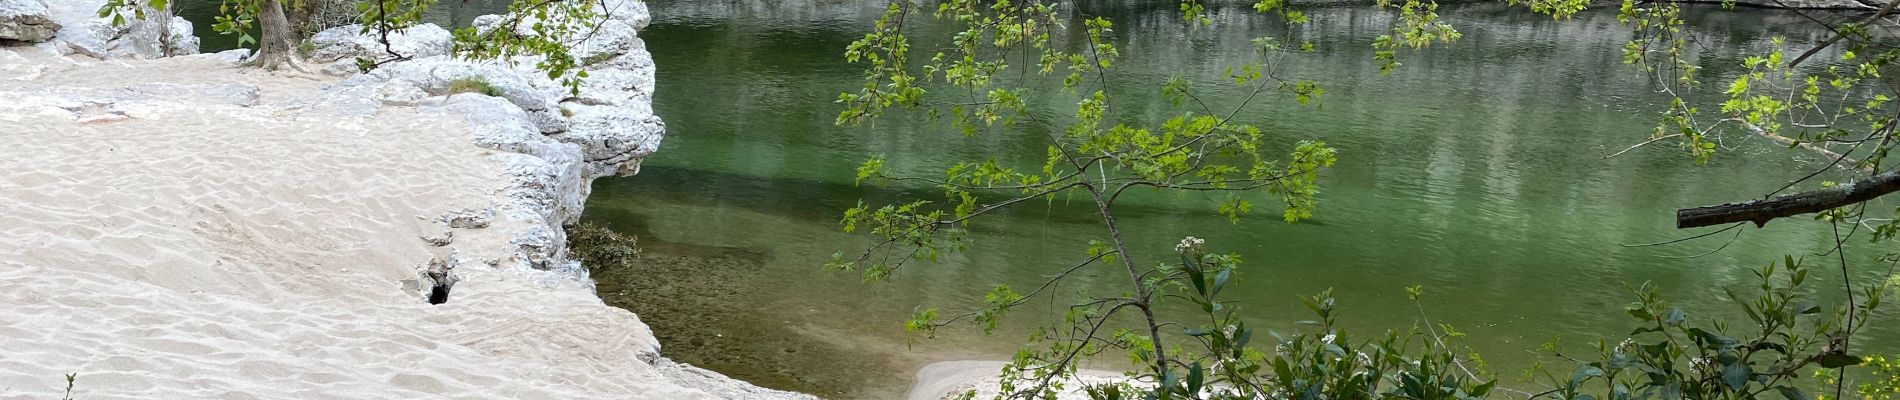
[1532,257,1889,400]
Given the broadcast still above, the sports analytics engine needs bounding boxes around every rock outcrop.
[23,0,197,59]
[306,22,452,63]
[0,0,58,42]
[311,0,667,280]
[295,3,808,399]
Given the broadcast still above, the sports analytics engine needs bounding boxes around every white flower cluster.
[1175,236,1207,253]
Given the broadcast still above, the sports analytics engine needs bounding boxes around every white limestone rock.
[372,79,430,106]
[0,0,58,42]
[431,95,593,258]
[436,93,567,157]
[354,57,560,124]
[38,6,197,59]
[332,0,663,278]
[320,61,358,77]
[420,228,454,246]
[108,14,197,57]
[605,0,652,30]
[440,207,495,229]
[307,23,452,63]
[509,221,560,270]
[201,48,251,64]
[569,18,641,65]
[569,39,656,109]
[555,103,664,176]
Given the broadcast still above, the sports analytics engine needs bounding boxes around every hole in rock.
[428,282,451,305]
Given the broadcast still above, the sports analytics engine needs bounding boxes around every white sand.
[0,50,758,399]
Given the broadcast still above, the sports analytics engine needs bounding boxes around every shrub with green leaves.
[1530,257,1888,400]
[1023,241,1499,400]
[567,222,639,266]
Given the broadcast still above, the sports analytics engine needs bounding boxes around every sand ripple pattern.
[0,52,719,399]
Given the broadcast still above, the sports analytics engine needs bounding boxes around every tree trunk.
[155,3,174,57]
[250,0,298,70]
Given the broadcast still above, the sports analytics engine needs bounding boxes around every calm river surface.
[176,1,1900,398]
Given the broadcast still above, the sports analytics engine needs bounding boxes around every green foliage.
[450,0,605,94]
[1847,355,1900,400]
[567,222,640,266]
[207,0,277,48]
[61,373,76,400]
[832,2,1900,400]
[1590,0,1900,170]
[1046,245,1497,400]
[445,77,503,97]
[1531,257,1888,400]
[829,1,1465,398]
[96,0,170,27]
[1371,0,1462,75]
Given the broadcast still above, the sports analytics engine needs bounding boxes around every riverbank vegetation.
[828,0,1900,399]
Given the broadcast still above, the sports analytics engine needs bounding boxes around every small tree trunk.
[250,0,299,70]
[155,3,174,57]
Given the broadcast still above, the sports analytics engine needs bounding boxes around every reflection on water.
[587,1,1897,398]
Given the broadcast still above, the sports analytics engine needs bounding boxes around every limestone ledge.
[299,2,809,397]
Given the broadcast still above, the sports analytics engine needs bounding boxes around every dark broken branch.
[1677,170,1900,228]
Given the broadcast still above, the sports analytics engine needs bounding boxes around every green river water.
[180,1,1900,398]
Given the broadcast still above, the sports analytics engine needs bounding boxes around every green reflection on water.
[586,2,1897,398]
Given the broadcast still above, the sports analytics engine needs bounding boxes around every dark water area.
[180,1,1900,398]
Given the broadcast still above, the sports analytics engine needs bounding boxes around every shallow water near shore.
[183,1,1900,398]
